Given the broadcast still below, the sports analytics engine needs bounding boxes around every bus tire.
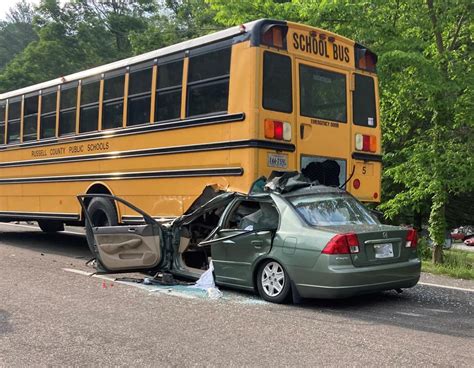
[38,220,65,233]
[85,197,118,258]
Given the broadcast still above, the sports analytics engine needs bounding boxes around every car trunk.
[324,224,410,267]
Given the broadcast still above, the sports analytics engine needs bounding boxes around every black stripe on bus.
[0,112,245,151]
[352,152,383,162]
[0,139,295,168]
[0,167,244,185]
[0,212,79,221]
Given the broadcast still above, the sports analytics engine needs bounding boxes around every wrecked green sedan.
[79,177,421,303]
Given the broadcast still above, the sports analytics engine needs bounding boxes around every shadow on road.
[0,228,91,259]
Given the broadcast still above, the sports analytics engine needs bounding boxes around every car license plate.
[374,243,394,259]
[267,153,288,168]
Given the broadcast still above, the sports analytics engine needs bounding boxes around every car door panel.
[78,194,165,273]
[94,224,162,271]
[211,230,273,287]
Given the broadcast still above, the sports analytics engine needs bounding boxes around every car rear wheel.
[257,260,291,303]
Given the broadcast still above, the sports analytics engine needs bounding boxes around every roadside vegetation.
[418,239,474,280]
[0,0,472,271]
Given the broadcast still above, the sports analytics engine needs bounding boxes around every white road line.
[418,282,474,293]
[1,222,85,236]
[395,312,425,317]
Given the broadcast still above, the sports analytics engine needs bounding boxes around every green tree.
[207,0,473,263]
[0,0,38,70]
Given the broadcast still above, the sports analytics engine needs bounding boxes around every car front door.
[204,198,279,288]
[78,194,167,272]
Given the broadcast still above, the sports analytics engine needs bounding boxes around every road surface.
[1,223,473,367]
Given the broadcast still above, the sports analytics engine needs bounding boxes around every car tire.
[85,197,118,258]
[256,260,291,303]
[38,220,65,233]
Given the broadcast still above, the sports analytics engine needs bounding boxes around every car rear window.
[288,194,378,226]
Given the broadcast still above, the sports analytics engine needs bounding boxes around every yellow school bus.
[0,19,382,231]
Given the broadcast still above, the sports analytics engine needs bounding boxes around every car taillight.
[405,228,418,248]
[264,119,291,141]
[355,133,376,152]
[322,233,360,255]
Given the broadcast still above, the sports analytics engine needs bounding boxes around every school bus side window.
[128,64,153,126]
[7,98,21,143]
[263,51,292,113]
[102,71,125,130]
[79,78,100,133]
[40,89,57,139]
[59,82,78,136]
[187,46,231,117]
[23,93,39,141]
[0,101,6,144]
[155,60,183,122]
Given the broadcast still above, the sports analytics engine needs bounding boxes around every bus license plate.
[374,243,394,259]
[267,153,288,168]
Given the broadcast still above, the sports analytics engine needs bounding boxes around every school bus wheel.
[38,220,65,233]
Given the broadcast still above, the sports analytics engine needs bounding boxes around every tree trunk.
[429,187,447,265]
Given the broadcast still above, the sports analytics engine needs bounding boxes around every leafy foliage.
[0,0,472,265]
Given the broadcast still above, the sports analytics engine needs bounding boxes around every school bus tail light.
[355,134,376,153]
[265,119,291,141]
[261,25,288,49]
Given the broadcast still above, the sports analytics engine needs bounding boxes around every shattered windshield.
[288,194,378,226]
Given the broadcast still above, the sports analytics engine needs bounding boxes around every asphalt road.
[1,223,473,367]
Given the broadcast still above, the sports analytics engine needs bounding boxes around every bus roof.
[0,19,364,100]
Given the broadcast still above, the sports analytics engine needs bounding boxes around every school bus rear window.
[353,74,377,127]
[299,64,347,123]
[263,51,292,113]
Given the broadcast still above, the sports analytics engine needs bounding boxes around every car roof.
[281,185,346,198]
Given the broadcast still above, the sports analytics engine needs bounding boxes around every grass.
[418,240,474,280]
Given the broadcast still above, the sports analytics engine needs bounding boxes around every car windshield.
[288,194,379,226]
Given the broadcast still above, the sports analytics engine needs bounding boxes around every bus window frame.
[23,92,39,142]
[59,81,79,137]
[79,75,101,134]
[298,62,348,124]
[262,50,293,114]
[7,96,22,144]
[155,57,184,123]
[185,42,231,118]
[352,73,377,128]
[0,100,5,144]
[39,87,59,140]
[127,61,155,127]
[102,68,126,131]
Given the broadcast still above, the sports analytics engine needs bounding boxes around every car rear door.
[200,197,278,287]
[210,229,273,287]
[78,194,166,272]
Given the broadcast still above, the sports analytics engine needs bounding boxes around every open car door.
[78,194,168,273]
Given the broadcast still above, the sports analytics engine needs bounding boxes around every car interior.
[177,200,279,273]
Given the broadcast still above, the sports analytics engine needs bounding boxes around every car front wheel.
[257,260,291,303]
